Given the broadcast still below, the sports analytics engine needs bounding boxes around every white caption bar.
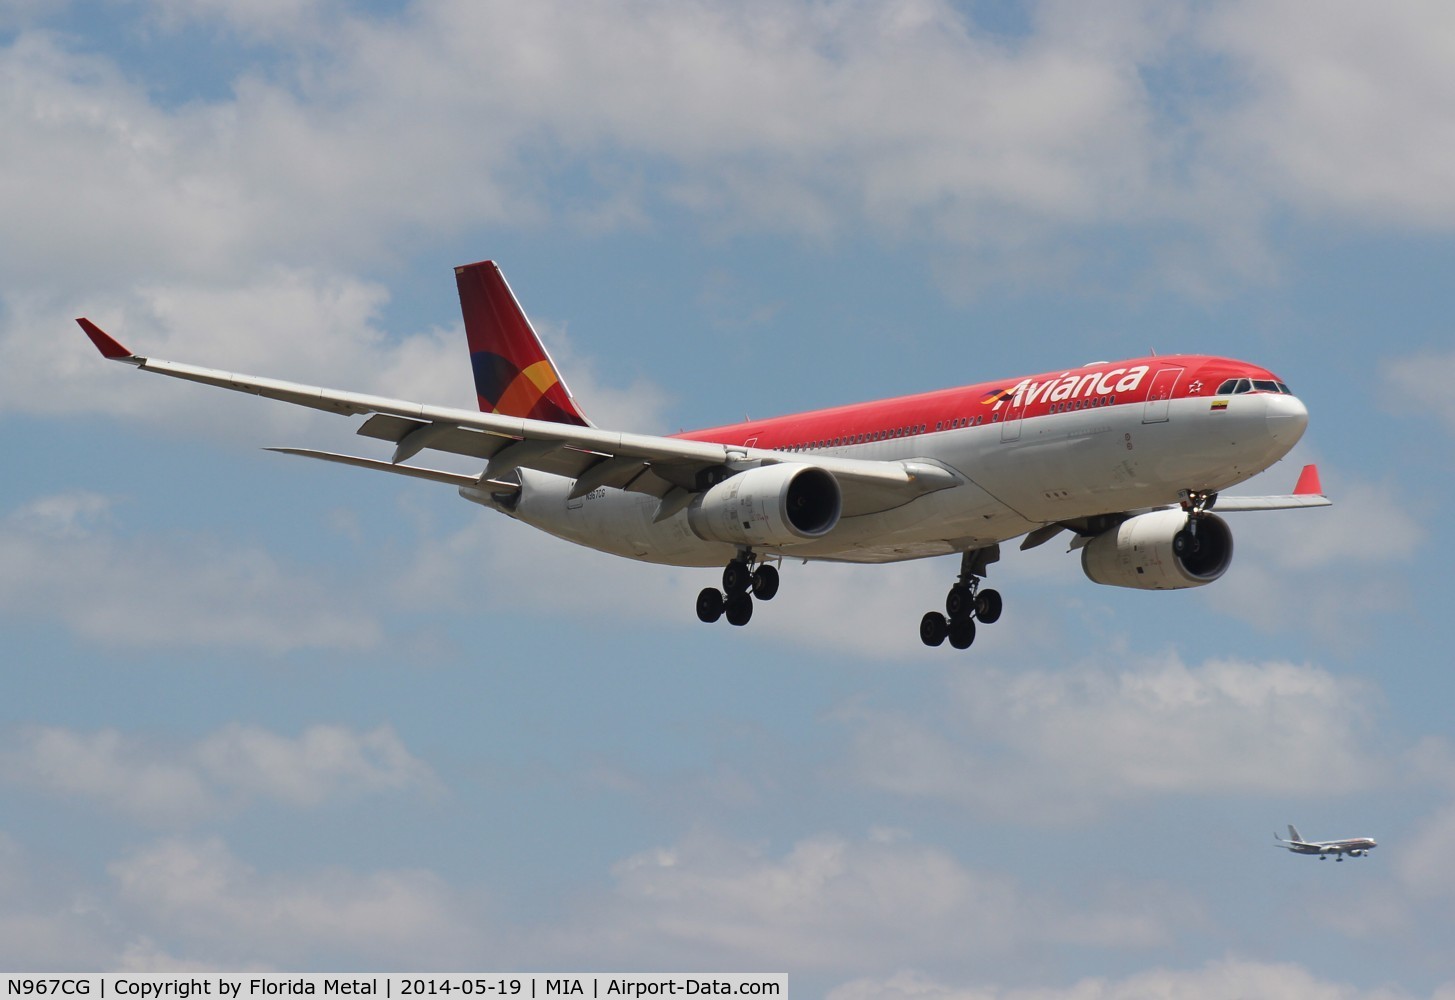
[3,976,787,1000]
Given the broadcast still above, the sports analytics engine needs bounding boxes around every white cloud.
[843,653,1382,821]
[0,491,382,652]
[1,723,440,824]
[1384,351,1455,437]
[194,722,442,807]
[0,1,1324,307]
[3,0,1454,328]
[144,0,341,40]
[10,269,473,439]
[387,506,989,659]
[538,829,1190,973]
[2,728,214,824]
[1203,467,1425,642]
[1202,0,1455,227]
[109,836,476,968]
[827,958,1450,1000]
[1397,803,1455,901]
[0,831,116,969]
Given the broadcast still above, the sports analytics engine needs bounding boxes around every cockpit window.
[1215,377,1293,395]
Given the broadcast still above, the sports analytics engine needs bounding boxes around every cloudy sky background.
[4,0,1455,994]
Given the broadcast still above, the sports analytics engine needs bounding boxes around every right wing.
[77,320,962,519]
[1213,465,1331,511]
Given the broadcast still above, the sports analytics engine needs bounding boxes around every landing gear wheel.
[948,616,977,650]
[696,588,725,623]
[1173,529,1199,557]
[722,561,752,595]
[919,611,948,647]
[974,588,1003,625]
[725,594,754,626]
[752,564,780,601]
[945,584,972,620]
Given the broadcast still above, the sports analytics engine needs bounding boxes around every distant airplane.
[1275,825,1377,861]
[77,259,1330,649]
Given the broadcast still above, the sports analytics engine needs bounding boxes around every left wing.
[77,320,961,519]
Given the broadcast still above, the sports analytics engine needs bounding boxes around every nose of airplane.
[1265,393,1309,448]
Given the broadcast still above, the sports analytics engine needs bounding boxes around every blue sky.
[4,0,1455,994]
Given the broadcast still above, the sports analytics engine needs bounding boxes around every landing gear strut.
[920,546,1002,650]
[696,550,780,628]
[1174,488,1218,556]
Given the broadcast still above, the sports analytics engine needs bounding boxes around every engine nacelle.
[687,463,841,547]
[1081,509,1233,591]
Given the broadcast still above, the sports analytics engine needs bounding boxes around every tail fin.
[1288,824,1304,843]
[454,260,592,426]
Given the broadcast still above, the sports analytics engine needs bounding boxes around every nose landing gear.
[920,546,1002,650]
[696,550,780,627]
[1174,488,1219,556]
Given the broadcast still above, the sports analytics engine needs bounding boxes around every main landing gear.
[696,550,780,627]
[920,546,1002,651]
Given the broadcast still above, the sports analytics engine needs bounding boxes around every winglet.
[1293,464,1323,496]
[76,318,138,361]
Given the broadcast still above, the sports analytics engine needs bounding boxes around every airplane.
[77,259,1330,650]
[1275,825,1377,861]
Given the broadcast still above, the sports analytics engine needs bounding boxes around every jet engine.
[1081,509,1233,590]
[687,463,841,547]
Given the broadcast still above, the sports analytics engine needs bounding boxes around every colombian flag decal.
[1210,399,1229,411]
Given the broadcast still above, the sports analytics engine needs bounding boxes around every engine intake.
[1081,509,1233,590]
[688,463,841,547]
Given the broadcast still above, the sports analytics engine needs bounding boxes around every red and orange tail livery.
[455,260,591,427]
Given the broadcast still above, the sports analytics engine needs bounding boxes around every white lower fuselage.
[486,388,1309,567]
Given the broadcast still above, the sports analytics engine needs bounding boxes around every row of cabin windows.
[781,394,1126,451]
[1049,394,1117,413]
[786,423,930,451]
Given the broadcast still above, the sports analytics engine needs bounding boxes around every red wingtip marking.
[76,318,134,360]
[1293,464,1323,496]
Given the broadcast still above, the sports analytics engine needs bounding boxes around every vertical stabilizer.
[1288,824,1304,843]
[455,260,592,426]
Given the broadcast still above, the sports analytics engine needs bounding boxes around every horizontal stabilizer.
[267,448,518,493]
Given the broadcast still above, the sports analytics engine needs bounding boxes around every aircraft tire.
[752,564,780,601]
[945,584,972,619]
[920,611,948,647]
[723,561,752,595]
[948,616,976,650]
[1173,529,1199,557]
[725,594,754,626]
[696,588,725,623]
[975,589,1003,624]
